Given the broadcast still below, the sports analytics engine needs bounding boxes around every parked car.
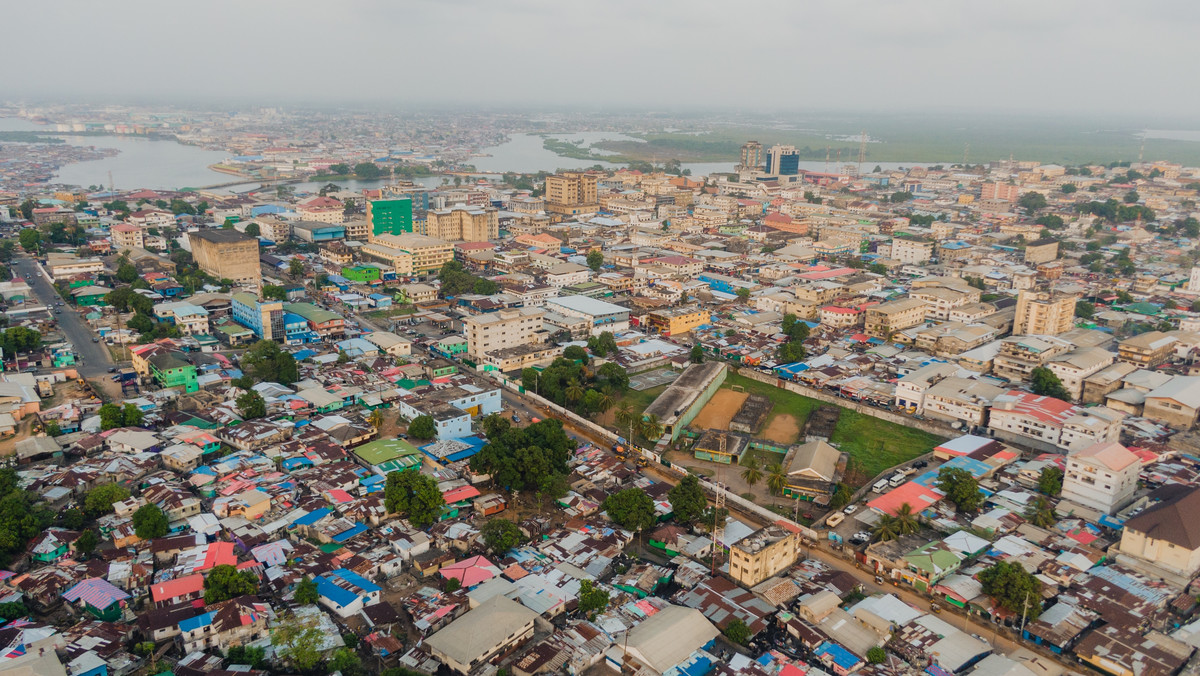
[91,337,100,343]
[511,414,520,423]
[913,460,928,469]
[843,504,858,515]
[107,367,116,373]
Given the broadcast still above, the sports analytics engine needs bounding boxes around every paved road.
[12,255,123,378]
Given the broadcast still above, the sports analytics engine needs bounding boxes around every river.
[0,117,232,190]
[2,117,952,193]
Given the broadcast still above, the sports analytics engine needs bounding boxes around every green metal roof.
[353,438,421,465]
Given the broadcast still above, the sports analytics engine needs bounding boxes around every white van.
[872,478,890,493]
[888,473,907,488]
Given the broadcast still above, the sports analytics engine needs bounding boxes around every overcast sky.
[8,0,1198,117]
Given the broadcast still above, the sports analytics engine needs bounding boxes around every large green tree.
[236,390,266,420]
[577,579,610,620]
[407,415,436,440]
[84,484,130,514]
[936,467,982,513]
[132,504,168,540]
[668,475,707,524]
[272,612,325,672]
[240,340,299,385]
[203,564,259,603]
[602,488,656,532]
[480,518,523,554]
[1030,366,1072,402]
[978,560,1042,619]
[586,250,604,272]
[384,471,445,528]
[471,417,574,493]
[1038,466,1064,496]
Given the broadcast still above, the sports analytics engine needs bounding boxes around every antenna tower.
[963,143,970,165]
[712,481,726,575]
[824,147,830,174]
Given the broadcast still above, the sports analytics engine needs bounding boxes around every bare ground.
[691,389,749,431]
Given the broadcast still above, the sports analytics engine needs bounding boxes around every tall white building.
[1188,267,1200,293]
[461,307,546,360]
[1061,441,1140,515]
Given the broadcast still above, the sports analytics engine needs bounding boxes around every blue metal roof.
[315,576,358,608]
[331,568,381,593]
[331,523,369,543]
[179,611,215,633]
[293,507,331,526]
[815,641,860,669]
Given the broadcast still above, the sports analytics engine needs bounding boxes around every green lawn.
[722,372,942,487]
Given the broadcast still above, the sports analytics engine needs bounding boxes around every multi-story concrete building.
[1117,331,1177,368]
[728,525,800,587]
[981,182,1019,201]
[545,295,630,336]
[894,362,959,413]
[1144,376,1200,429]
[643,308,710,337]
[1023,239,1059,264]
[739,140,763,171]
[1062,441,1139,515]
[988,391,1123,453]
[361,233,453,276]
[890,236,934,265]
[1044,346,1115,401]
[1117,486,1200,586]
[864,298,929,338]
[921,377,1006,426]
[188,230,262,287]
[1014,289,1076,336]
[110,223,145,249]
[366,197,413,237]
[992,335,1072,383]
[297,196,344,224]
[153,302,210,336]
[545,172,598,221]
[231,292,284,341]
[423,205,497,242]
[461,307,546,360]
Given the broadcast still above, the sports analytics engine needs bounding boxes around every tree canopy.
[1030,366,1072,402]
[471,417,574,493]
[384,470,445,528]
[577,579,610,620]
[0,327,41,356]
[294,576,319,605]
[1038,466,1063,496]
[481,518,523,554]
[407,415,436,440]
[203,564,259,604]
[936,467,983,513]
[240,340,299,385]
[132,503,168,540]
[668,475,707,524]
[236,390,267,420]
[438,260,497,297]
[978,560,1042,619]
[602,487,656,532]
[84,483,130,514]
[586,250,604,272]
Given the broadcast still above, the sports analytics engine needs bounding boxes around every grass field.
[721,372,943,487]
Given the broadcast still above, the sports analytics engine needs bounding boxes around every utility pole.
[712,481,725,576]
[1019,591,1030,639]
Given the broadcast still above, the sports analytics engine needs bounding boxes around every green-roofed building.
[342,265,382,283]
[148,352,199,393]
[353,438,422,473]
[367,197,414,237]
[903,542,963,591]
[283,302,346,339]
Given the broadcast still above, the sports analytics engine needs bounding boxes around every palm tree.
[367,409,384,430]
[766,463,788,496]
[614,403,636,439]
[1025,495,1057,528]
[565,380,584,403]
[873,515,899,542]
[596,391,615,416]
[893,502,920,535]
[640,414,664,442]
[740,457,763,489]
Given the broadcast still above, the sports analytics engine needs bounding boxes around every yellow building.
[188,230,262,287]
[361,233,453,276]
[864,298,930,338]
[1014,289,1076,336]
[423,205,498,242]
[643,308,710,337]
[728,526,801,587]
[545,171,598,221]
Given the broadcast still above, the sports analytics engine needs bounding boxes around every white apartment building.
[894,362,959,413]
[890,237,934,265]
[1061,441,1140,515]
[922,377,1006,426]
[988,391,1124,453]
[153,302,210,336]
[1045,347,1115,401]
[462,307,546,360]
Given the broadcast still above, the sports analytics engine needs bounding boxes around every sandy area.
[761,413,800,444]
[691,389,749,430]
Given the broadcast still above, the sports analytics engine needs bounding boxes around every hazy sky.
[9,0,1198,116]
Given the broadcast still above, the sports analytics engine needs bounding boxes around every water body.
[1144,129,1200,143]
[474,133,924,176]
[0,117,232,190]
